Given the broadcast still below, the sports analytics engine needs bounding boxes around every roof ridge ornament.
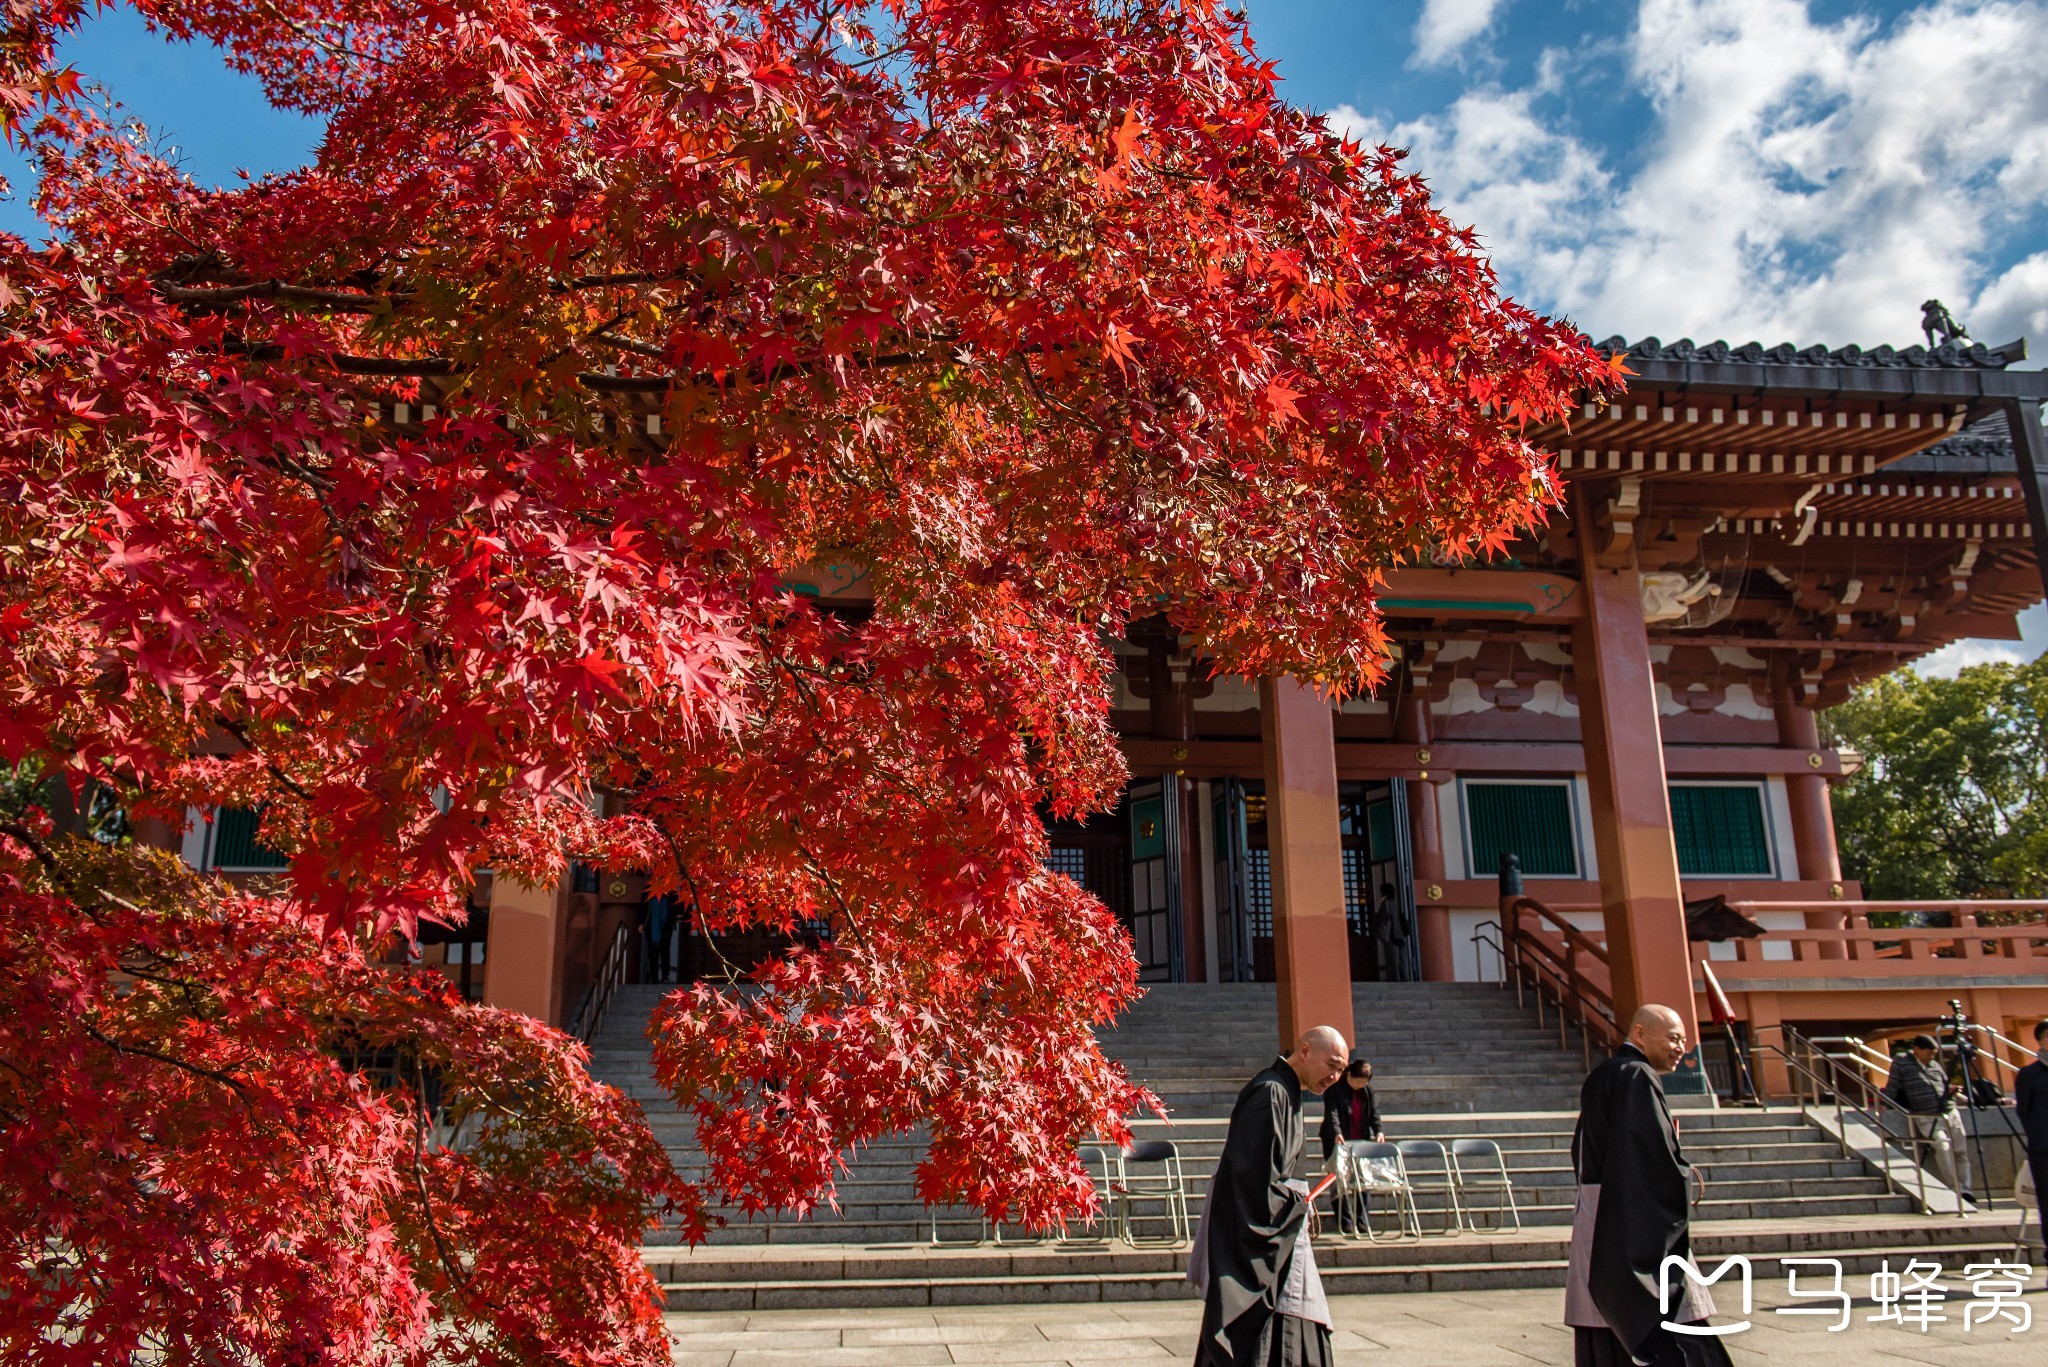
[1921,299,1969,349]
[1592,332,2022,370]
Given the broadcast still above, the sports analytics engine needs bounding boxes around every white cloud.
[1350,1,2048,682]
[1413,0,1510,67]
[1913,604,2048,678]
[1341,0,2048,350]
[1972,252,2048,353]
[1913,638,2028,677]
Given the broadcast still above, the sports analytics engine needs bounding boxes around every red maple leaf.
[0,0,1615,1356]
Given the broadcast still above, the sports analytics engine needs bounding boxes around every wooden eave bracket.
[1596,475,1643,562]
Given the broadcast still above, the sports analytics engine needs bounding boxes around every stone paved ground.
[663,1281,2048,1365]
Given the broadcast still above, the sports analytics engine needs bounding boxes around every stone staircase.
[589,981,2022,1307]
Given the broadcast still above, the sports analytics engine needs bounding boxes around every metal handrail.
[1469,920,1508,986]
[570,919,634,1042]
[1831,1023,2027,1094]
[1750,1023,1974,1218]
[1804,1034,1894,1088]
[1958,1022,2032,1091]
[1499,895,1619,1068]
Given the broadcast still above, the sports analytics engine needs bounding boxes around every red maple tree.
[0,0,1619,1360]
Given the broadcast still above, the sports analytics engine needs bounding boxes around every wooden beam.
[1121,739,1847,778]
[2003,397,2048,601]
[1379,567,1583,620]
[1645,634,1931,654]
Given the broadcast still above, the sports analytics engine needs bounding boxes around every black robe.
[1572,1044,1733,1367]
[1195,1059,1332,1367]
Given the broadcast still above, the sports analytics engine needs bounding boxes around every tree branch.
[409,1054,473,1293]
[214,720,314,803]
[156,281,398,315]
[77,1019,256,1112]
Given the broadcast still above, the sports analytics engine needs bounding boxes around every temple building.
[181,334,2048,1093]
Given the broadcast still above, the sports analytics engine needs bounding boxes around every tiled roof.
[1596,335,2028,371]
[1888,413,2018,474]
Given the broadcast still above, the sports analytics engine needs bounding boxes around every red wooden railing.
[1716,899,2048,974]
[1500,893,1619,1064]
[1488,851,2048,1070]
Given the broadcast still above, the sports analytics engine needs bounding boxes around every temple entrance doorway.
[1211,778,1418,983]
[1342,780,1419,981]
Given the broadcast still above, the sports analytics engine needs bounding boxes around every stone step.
[639,1168,1891,1211]
[587,979,1929,1253]
[629,1115,1880,1183]
[644,1191,1914,1246]
[646,1214,2021,1308]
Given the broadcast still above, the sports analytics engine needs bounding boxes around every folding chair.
[1321,1149,1368,1239]
[1118,1139,1191,1243]
[1067,1144,1120,1243]
[1450,1138,1522,1232]
[928,1207,990,1246]
[1341,1140,1423,1240]
[1396,1139,1465,1234]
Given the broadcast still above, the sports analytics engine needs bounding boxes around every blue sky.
[6,0,2046,668]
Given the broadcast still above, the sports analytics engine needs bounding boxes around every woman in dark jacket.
[1318,1055,1383,1161]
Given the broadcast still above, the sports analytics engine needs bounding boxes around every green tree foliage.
[1824,656,2048,900]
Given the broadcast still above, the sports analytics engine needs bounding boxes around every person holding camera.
[1882,1033,1976,1207]
[1319,1053,1383,1237]
[1319,1053,1384,1159]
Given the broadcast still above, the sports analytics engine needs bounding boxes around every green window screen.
[212,806,288,869]
[1466,783,1577,878]
[1669,785,1772,877]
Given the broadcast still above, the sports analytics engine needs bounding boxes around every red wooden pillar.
[1772,672,1847,957]
[1260,675,1357,1052]
[485,874,568,1025]
[1571,482,1699,1041]
[1399,693,1455,982]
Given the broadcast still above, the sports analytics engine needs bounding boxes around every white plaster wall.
[1718,682,1772,720]
[1762,776,1797,880]
[1710,646,1769,671]
[1441,678,1494,715]
[1658,680,1773,720]
[1448,905,1610,982]
[1701,910,1803,962]
[1570,775,1600,882]
[1192,673,1260,712]
[1112,667,1143,712]
[179,805,207,869]
[1523,679,1579,717]
[1436,780,1467,879]
[1448,908,1501,983]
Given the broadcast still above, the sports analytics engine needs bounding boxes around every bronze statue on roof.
[1922,299,1970,348]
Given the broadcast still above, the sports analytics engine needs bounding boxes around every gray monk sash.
[1189,1174,1331,1329]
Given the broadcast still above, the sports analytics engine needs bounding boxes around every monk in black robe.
[1566,1004,1736,1367]
[1191,1025,1349,1366]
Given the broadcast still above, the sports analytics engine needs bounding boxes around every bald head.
[1297,1026,1347,1055]
[1287,1026,1350,1093]
[1628,1004,1689,1072]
